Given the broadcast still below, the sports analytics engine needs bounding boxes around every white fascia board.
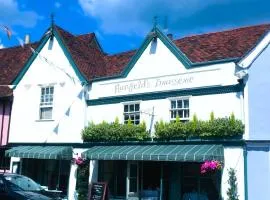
[238,31,270,69]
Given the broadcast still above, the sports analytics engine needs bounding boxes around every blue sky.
[0,0,270,54]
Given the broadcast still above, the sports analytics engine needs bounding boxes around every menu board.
[88,182,108,200]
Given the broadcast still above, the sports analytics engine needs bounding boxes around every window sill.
[35,119,55,122]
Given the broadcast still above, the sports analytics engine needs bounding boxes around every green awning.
[5,146,73,160]
[82,144,223,162]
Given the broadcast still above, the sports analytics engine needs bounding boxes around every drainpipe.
[243,145,248,200]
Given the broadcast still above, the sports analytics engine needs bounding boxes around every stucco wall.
[222,147,245,200]
[247,145,270,200]
[247,43,270,140]
[88,92,242,131]
[0,100,12,146]
[9,37,86,143]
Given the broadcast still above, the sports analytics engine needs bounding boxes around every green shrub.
[82,114,244,142]
[82,119,150,142]
[155,116,244,140]
[227,168,239,200]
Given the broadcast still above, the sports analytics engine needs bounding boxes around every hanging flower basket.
[71,157,86,166]
[200,160,222,174]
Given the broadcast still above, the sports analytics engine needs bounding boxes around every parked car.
[0,173,65,200]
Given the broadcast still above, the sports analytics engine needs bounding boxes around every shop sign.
[99,69,222,96]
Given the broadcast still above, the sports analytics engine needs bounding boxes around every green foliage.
[82,119,150,142]
[155,115,244,140]
[210,111,215,121]
[77,162,90,200]
[82,114,244,142]
[227,168,239,200]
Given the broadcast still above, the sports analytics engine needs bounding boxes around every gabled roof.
[53,26,108,80]
[99,23,270,81]
[0,23,269,97]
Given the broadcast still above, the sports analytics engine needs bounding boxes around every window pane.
[135,104,139,111]
[177,100,183,108]
[50,87,54,94]
[171,100,176,109]
[124,105,128,112]
[178,110,183,118]
[184,110,189,118]
[184,100,189,108]
[130,115,135,121]
[172,111,176,119]
[130,164,137,177]
[124,115,129,121]
[130,104,134,112]
[40,107,52,119]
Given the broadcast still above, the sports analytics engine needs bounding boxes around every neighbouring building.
[0,90,12,172]
[2,22,270,200]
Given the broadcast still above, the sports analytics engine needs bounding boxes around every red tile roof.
[174,24,270,63]
[54,26,108,80]
[0,43,38,97]
[0,23,269,97]
[101,23,270,79]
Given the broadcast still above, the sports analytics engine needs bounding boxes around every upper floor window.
[170,98,189,122]
[124,103,140,125]
[40,86,54,120]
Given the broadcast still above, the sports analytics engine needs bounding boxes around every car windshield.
[4,175,42,191]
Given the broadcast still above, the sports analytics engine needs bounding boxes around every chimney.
[167,33,173,40]
[24,34,30,44]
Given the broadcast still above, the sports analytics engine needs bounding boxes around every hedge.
[82,118,150,142]
[82,114,244,142]
[155,113,244,140]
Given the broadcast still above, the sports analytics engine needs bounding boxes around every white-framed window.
[123,103,140,125]
[39,86,54,120]
[170,98,190,122]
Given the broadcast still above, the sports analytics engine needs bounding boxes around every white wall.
[221,147,245,200]
[88,92,242,131]
[9,36,86,143]
[246,43,270,140]
[88,37,242,129]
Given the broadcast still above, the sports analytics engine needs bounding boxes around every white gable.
[89,38,238,99]
[127,38,187,79]
[9,36,86,143]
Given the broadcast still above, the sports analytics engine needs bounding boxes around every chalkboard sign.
[88,182,108,200]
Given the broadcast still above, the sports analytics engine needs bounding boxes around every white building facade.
[4,23,270,200]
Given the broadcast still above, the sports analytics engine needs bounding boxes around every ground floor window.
[98,160,127,198]
[21,159,70,195]
[98,161,221,200]
[181,163,220,200]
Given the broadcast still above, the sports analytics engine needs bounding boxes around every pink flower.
[72,157,86,166]
[200,160,222,174]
